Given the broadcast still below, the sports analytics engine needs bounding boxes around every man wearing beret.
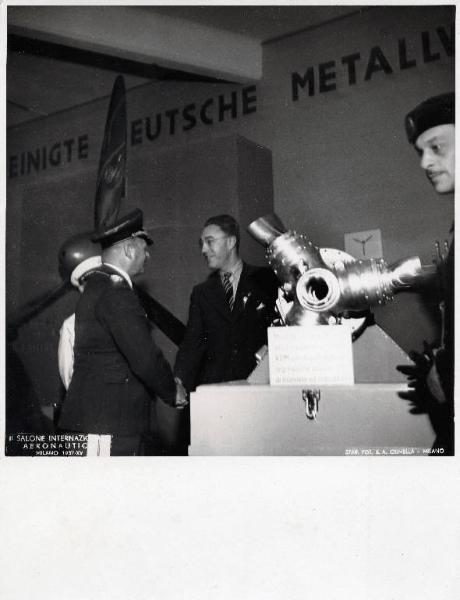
[58,208,187,456]
[403,92,455,455]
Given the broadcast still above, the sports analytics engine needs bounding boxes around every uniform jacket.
[431,235,454,453]
[436,236,454,405]
[419,232,455,454]
[174,263,278,391]
[59,264,175,435]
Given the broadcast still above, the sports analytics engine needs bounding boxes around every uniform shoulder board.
[92,268,128,287]
[109,274,125,286]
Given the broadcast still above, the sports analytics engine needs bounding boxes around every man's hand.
[397,341,434,384]
[396,341,437,414]
[174,377,189,409]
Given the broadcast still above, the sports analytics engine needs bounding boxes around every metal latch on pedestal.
[302,389,321,420]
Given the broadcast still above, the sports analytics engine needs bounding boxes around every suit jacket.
[174,263,278,391]
[59,264,175,436]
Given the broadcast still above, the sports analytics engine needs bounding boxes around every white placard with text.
[268,325,354,386]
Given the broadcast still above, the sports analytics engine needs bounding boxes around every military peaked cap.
[92,208,153,249]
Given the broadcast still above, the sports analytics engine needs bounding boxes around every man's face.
[200,224,233,271]
[415,124,455,194]
[129,238,149,276]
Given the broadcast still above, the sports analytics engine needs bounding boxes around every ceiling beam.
[8,35,226,83]
[8,6,262,82]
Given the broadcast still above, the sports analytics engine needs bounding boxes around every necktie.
[222,272,234,311]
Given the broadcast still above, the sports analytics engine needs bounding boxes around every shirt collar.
[103,262,133,289]
[220,259,243,279]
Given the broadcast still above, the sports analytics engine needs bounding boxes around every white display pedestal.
[189,382,435,456]
[189,324,434,456]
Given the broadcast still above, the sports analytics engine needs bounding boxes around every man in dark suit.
[401,92,455,454]
[174,214,279,393]
[58,209,186,456]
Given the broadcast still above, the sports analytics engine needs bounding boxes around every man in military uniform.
[58,208,186,456]
[402,92,455,454]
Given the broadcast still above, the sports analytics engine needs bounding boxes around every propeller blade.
[94,75,127,232]
[134,285,186,347]
[8,281,71,339]
[8,279,185,348]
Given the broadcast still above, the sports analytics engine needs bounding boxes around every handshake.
[173,377,189,409]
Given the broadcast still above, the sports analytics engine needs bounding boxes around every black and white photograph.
[4,3,455,457]
[1,3,459,598]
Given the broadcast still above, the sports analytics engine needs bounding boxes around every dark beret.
[92,208,153,249]
[405,92,455,144]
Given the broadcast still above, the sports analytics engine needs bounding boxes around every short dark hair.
[204,214,240,250]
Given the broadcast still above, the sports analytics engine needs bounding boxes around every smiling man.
[175,214,279,394]
[403,92,455,454]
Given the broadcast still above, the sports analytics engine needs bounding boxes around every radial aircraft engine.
[248,214,435,333]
